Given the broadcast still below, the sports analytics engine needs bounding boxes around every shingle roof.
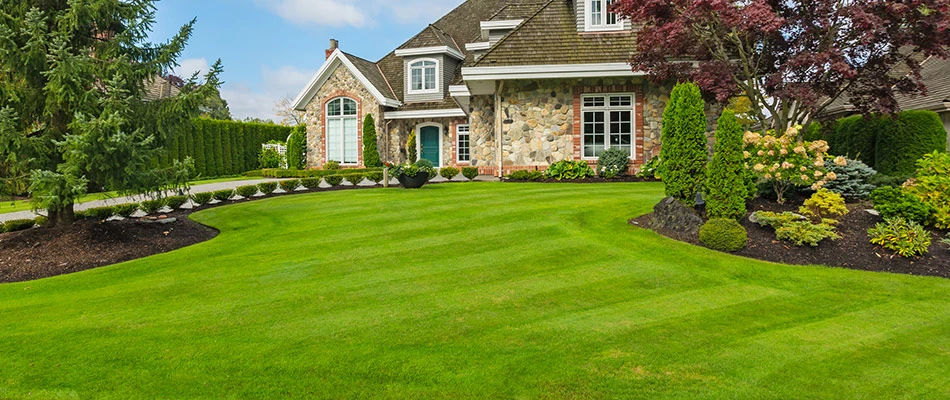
[894,55,950,111]
[489,3,545,20]
[343,52,396,99]
[398,25,461,53]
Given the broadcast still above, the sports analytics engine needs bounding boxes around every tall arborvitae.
[705,110,748,220]
[286,125,306,170]
[362,114,382,168]
[659,82,708,203]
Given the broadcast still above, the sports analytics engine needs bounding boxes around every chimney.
[326,39,339,59]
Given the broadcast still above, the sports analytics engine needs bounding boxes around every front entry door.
[419,126,440,166]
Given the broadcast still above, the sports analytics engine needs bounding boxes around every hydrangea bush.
[743,126,841,204]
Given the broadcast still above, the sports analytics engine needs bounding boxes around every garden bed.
[506,176,658,183]
[633,197,950,278]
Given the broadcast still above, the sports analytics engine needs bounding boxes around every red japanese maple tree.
[613,0,950,130]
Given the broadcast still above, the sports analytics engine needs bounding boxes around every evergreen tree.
[286,125,306,170]
[362,114,382,168]
[659,82,708,203]
[705,110,748,220]
[406,132,417,163]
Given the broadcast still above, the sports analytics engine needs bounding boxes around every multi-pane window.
[326,97,358,164]
[409,60,438,93]
[582,94,634,159]
[457,124,471,162]
[588,0,620,30]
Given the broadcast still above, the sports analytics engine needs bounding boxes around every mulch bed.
[506,176,658,183]
[633,197,950,279]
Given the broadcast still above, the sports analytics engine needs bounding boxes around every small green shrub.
[868,217,931,257]
[300,178,322,190]
[905,151,950,229]
[365,171,384,184]
[34,215,48,227]
[414,159,436,180]
[324,160,340,170]
[113,203,139,218]
[258,147,282,169]
[440,167,460,180]
[165,196,189,210]
[461,167,479,180]
[941,234,950,252]
[636,157,662,179]
[325,175,344,186]
[699,218,748,252]
[212,189,235,202]
[799,189,849,224]
[751,211,805,229]
[597,147,630,178]
[140,199,166,215]
[869,186,934,225]
[775,221,840,247]
[279,179,301,192]
[191,192,213,206]
[876,110,947,177]
[86,206,115,220]
[236,185,259,198]
[258,181,278,195]
[545,160,594,180]
[346,173,364,185]
[507,170,544,181]
[823,158,877,200]
[869,174,911,188]
[3,219,36,232]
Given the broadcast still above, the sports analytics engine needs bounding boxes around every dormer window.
[586,0,621,31]
[409,59,439,94]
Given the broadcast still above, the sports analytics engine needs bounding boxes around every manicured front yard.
[1,182,948,398]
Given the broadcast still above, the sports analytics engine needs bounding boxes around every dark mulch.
[633,197,950,279]
[507,176,659,184]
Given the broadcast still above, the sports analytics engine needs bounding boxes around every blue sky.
[150,0,465,121]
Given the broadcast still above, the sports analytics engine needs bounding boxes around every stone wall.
[302,65,382,168]
[499,80,575,166]
[469,95,496,168]
[386,117,464,167]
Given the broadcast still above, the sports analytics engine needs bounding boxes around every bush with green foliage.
[942,234,950,252]
[635,157,662,179]
[869,186,934,225]
[3,219,36,233]
[659,82,708,202]
[140,199,166,215]
[775,221,840,247]
[705,110,748,220]
[752,211,807,229]
[507,170,545,181]
[868,217,931,257]
[545,160,594,180]
[406,132,417,163]
[876,111,948,177]
[257,182,278,195]
[699,218,748,252]
[461,167,479,180]
[86,206,115,220]
[260,167,381,178]
[34,216,48,227]
[413,159,437,180]
[869,174,910,188]
[365,171,384,184]
[744,127,835,204]
[279,179,301,192]
[597,147,630,178]
[822,158,877,199]
[258,147,282,169]
[325,175,344,186]
[300,178,322,190]
[799,189,848,224]
[191,192,213,206]
[113,203,139,218]
[829,114,884,167]
[236,185,259,198]
[285,125,306,170]
[346,173,364,185]
[165,196,189,210]
[179,119,292,177]
[440,167,460,180]
[362,114,382,168]
[905,151,950,229]
[324,160,341,170]
[212,189,235,202]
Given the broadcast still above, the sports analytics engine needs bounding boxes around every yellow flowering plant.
[743,126,843,204]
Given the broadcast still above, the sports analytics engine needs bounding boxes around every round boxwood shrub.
[440,166,460,180]
[257,181,278,195]
[235,185,259,199]
[140,198,166,215]
[212,189,235,202]
[346,173,364,185]
[86,206,116,221]
[325,175,344,186]
[869,186,933,225]
[279,179,301,192]
[191,192,213,206]
[300,177,322,190]
[113,203,139,218]
[699,218,748,252]
[876,110,947,177]
[461,167,479,181]
[3,219,36,233]
[165,195,189,210]
[365,171,384,184]
[597,147,630,178]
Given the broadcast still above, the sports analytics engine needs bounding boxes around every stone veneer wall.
[387,117,465,166]
[302,65,382,168]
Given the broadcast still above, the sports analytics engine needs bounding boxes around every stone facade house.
[292,0,670,176]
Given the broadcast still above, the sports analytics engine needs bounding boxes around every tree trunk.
[46,204,75,227]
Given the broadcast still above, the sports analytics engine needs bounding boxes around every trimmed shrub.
[113,203,139,218]
[140,199,166,215]
[868,217,931,257]
[259,147,282,169]
[876,110,947,177]
[659,81,707,202]
[300,178,322,190]
[507,170,544,181]
[636,157,662,179]
[286,125,306,170]
[86,206,115,220]
[869,174,910,188]
[869,186,933,225]
[362,114,382,168]
[830,114,884,167]
[803,121,824,142]
[191,192,213,206]
[258,181,278,195]
[325,175,344,186]
[406,132,417,163]
[415,159,436,180]
[752,211,807,229]
[324,160,341,170]
[822,158,877,200]
[165,195,189,210]
[365,171,384,184]
[34,215,48,227]
[545,160,594,180]
[597,147,630,178]
[461,167,479,180]
[440,167,460,180]
[279,179,301,192]
[905,151,950,229]
[775,221,840,247]
[346,173,364,185]
[212,189,235,202]
[3,219,36,232]
[699,218,748,252]
[799,189,848,224]
[236,185,259,198]
[705,110,748,220]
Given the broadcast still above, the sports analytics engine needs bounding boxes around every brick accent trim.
[572,84,646,171]
[322,90,364,168]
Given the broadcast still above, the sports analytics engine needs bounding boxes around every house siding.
[403,55,447,103]
[576,0,633,32]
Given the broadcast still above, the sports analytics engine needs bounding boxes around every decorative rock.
[652,197,704,237]
[866,209,880,216]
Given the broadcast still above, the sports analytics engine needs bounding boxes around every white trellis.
[262,143,287,169]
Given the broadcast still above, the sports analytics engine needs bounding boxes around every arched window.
[326,97,358,164]
[409,59,438,93]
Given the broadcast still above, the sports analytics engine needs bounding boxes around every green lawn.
[0,176,264,215]
[1,182,949,399]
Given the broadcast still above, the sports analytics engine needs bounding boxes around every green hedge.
[164,118,293,178]
[831,110,947,176]
[261,168,382,178]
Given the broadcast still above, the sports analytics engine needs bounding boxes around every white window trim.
[456,124,471,163]
[415,123,444,167]
[325,97,360,165]
[585,0,624,32]
[408,58,441,95]
[581,93,636,161]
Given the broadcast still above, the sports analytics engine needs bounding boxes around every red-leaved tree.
[613,0,950,131]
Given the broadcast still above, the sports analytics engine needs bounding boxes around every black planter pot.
[397,173,428,188]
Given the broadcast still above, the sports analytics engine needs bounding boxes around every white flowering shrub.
[743,126,844,204]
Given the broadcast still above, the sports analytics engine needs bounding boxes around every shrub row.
[828,110,947,176]
[260,168,382,178]
[163,118,293,178]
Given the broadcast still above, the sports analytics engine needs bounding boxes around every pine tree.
[705,110,748,220]
[362,114,382,167]
[659,82,708,203]
[286,125,306,170]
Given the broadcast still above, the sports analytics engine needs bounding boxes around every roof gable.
[292,50,400,111]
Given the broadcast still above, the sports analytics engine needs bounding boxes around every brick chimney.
[326,39,339,59]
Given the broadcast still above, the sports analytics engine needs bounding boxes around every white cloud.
[257,0,460,28]
[172,58,210,79]
[220,65,316,122]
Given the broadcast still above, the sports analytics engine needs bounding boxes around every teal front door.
[419,126,440,166]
